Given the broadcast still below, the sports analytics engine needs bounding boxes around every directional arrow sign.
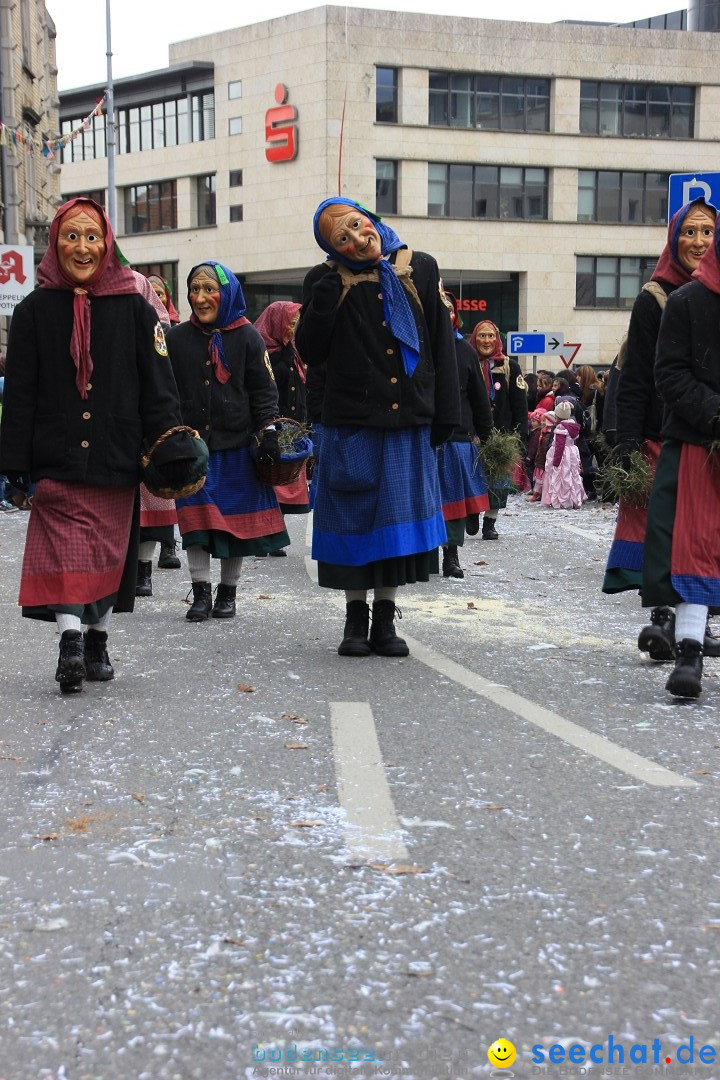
[507,332,564,356]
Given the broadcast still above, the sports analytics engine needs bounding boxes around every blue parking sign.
[668,173,720,219]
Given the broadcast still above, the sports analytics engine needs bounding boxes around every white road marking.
[330,701,410,862]
[404,635,698,789]
[304,512,697,788]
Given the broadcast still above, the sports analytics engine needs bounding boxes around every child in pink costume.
[530,410,556,500]
[542,400,587,509]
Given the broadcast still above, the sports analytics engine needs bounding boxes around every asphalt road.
[1,496,719,1080]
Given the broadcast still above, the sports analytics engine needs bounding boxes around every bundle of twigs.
[598,448,652,508]
[474,428,524,487]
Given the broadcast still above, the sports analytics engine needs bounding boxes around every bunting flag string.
[0,93,107,161]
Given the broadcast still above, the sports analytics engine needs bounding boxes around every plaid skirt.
[19,479,136,621]
[312,425,447,573]
[437,440,490,522]
[643,439,720,608]
[603,439,660,594]
[176,446,288,556]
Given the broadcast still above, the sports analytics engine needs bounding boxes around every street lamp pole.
[105,0,116,230]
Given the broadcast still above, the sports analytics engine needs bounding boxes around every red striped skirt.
[139,483,177,528]
[19,479,135,608]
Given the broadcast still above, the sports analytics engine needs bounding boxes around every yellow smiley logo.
[488,1039,517,1068]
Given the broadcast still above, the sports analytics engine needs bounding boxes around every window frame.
[376,159,398,214]
[376,66,398,124]
[575,254,657,309]
[428,72,550,133]
[579,80,695,139]
[428,161,548,221]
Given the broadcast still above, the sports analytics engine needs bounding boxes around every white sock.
[675,602,708,645]
[138,541,156,561]
[87,611,112,633]
[56,613,82,635]
[186,545,211,582]
[220,557,243,586]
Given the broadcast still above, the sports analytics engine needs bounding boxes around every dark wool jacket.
[295,250,460,430]
[489,357,529,438]
[617,282,673,445]
[0,289,191,486]
[655,281,720,446]
[166,321,279,452]
[269,341,307,423]
[452,337,493,443]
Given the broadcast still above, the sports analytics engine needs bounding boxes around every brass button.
[378,293,383,300]
[85,382,92,391]
[82,411,91,420]
[290,406,295,411]
[386,348,394,356]
[81,440,89,448]
[391,403,399,410]
[204,379,210,386]
[382,321,387,327]
[205,425,210,431]
[390,377,398,384]
[206,360,211,366]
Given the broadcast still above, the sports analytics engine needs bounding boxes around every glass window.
[376,160,397,215]
[164,100,177,147]
[578,170,596,222]
[376,67,398,124]
[140,104,152,150]
[229,116,243,136]
[230,205,243,223]
[428,162,547,221]
[644,172,668,224]
[129,107,140,153]
[576,170,670,224]
[576,255,657,308]
[428,163,447,217]
[428,72,549,132]
[229,169,243,187]
[228,80,242,100]
[61,89,214,159]
[580,80,694,139]
[197,174,216,227]
[123,181,177,234]
[177,97,190,144]
[133,261,179,308]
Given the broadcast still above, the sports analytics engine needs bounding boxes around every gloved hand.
[430,424,456,448]
[258,428,281,464]
[158,460,191,487]
[311,272,343,314]
[4,470,29,493]
[609,439,643,472]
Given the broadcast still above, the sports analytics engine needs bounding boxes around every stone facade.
[59,5,720,365]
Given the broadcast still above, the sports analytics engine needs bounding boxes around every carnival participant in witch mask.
[0,197,199,694]
[295,196,460,658]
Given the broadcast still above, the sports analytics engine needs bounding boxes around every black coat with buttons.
[0,289,191,485]
[452,336,493,443]
[295,249,460,430]
[166,320,279,452]
[268,341,307,423]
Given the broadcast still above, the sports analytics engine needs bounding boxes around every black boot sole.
[637,627,674,662]
[338,641,371,656]
[59,677,84,694]
[211,609,236,619]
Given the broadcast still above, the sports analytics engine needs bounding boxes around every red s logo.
[265,83,298,163]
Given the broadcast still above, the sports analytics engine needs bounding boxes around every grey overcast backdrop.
[50,0,686,92]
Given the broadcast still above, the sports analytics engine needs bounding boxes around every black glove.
[609,439,642,472]
[258,428,281,465]
[311,272,343,314]
[4,470,29,493]
[430,424,456,448]
[157,460,192,487]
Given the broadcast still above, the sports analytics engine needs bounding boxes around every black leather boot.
[466,512,480,536]
[442,545,464,578]
[135,560,152,597]
[158,540,181,569]
[83,629,114,681]
[703,618,720,658]
[55,630,86,693]
[370,600,409,657]
[212,583,237,619]
[186,581,212,622]
[637,606,674,662]
[337,600,371,656]
[665,638,703,699]
[482,516,499,540]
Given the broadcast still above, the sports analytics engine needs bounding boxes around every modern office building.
[58,4,720,366]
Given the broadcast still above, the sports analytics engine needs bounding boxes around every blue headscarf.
[187,261,248,384]
[313,197,420,377]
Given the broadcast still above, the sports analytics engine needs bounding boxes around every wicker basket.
[251,417,313,487]
[140,425,208,499]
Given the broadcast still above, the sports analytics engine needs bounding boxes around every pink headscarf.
[470,319,505,399]
[693,210,720,296]
[36,198,140,399]
[147,274,181,324]
[254,301,305,383]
